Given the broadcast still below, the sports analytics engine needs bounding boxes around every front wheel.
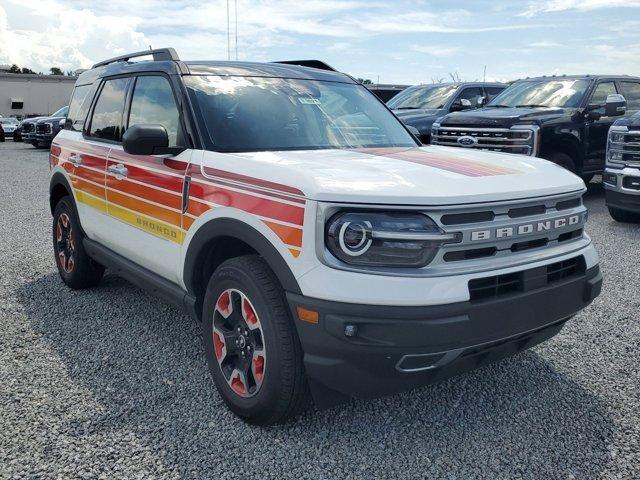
[202,255,309,425]
[609,207,640,223]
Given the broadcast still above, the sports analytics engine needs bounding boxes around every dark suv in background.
[431,75,640,180]
[389,82,507,144]
[35,106,69,148]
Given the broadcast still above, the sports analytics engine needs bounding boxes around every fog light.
[344,324,358,337]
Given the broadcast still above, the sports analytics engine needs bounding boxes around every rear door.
[103,74,191,283]
[584,80,618,171]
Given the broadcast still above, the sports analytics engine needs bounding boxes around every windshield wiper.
[484,104,510,108]
[515,104,549,108]
[394,106,420,110]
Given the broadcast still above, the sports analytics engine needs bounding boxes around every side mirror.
[450,98,472,112]
[123,124,170,155]
[58,118,65,128]
[406,125,422,144]
[605,94,626,117]
[477,96,486,107]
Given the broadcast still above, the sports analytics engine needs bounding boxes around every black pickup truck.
[389,82,507,144]
[431,75,640,180]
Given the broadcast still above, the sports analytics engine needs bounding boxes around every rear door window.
[127,75,182,146]
[88,78,130,141]
[619,81,640,110]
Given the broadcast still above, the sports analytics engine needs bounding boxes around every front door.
[102,74,191,283]
[584,80,618,171]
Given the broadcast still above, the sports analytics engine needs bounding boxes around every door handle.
[68,153,82,165]
[107,163,128,178]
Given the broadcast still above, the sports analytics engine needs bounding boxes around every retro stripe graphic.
[50,140,305,256]
[355,147,520,177]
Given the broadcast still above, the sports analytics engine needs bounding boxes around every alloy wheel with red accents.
[56,212,75,273]
[202,255,310,425]
[52,197,104,289]
[212,288,267,398]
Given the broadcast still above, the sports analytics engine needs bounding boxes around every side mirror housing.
[123,124,181,155]
[406,125,422,144]
[450,99,472,112]
[477,96,486,107]
[605,94,626,117]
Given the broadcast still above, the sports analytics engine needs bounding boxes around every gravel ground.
[0,141,638,479]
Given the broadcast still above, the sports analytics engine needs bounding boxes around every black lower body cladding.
[287,261,602,407]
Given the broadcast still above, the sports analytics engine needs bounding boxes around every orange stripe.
[187,198,212,217]
[107,190,182,227]
[73,177,105,199]
[106,177,182,210]
[183,215,195,230]
[74,166,104,185]
[263,221,302,247]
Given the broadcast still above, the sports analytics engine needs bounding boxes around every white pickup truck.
[48,49,602,425]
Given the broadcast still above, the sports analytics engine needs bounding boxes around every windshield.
[387,84,458,110]
[488,79,590,108]
[185,75,416,152]
[51,106,68,117]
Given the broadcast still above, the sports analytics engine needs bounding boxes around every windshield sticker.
[298,97,321,105]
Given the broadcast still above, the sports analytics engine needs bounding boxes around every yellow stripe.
[76,190,108,214]
[76,189,185,244]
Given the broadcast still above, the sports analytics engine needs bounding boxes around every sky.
[1,0,639,84]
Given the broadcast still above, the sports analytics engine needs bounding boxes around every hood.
[201,146,584,206]
[393,108,444,135]
[36,115,66,124]
[21,116,46,125]
[440,106,570,128]
[613,111,640,128]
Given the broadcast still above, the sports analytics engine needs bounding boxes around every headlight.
[325,211,461,267]
[510,124,539,156]
[610,132,625,143]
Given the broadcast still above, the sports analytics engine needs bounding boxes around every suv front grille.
[432,126,538,156]
[36,123,47,134]
[469,256,586,301]
[22,123,34,133]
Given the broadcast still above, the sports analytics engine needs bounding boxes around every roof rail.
[92,48,180,69]
[273,60,337,72]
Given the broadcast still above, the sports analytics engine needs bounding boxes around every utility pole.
[235,0,238,60]
[227,0,231,60]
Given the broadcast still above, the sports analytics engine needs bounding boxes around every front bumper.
[288,260,601,407]
[604,166,640,213]
[36,134,54,145]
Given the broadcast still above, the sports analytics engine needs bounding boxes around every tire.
[545,152,576,174]
[202,255,309,425]
[52,196,104,289]
[608,207,640,223]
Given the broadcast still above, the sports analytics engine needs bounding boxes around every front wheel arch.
[183,218,302,320]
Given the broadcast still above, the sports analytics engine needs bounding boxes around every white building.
[0,73,77,118]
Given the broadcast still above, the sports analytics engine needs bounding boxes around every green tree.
[9,64,21,73]
[20,67,36,74]
[356,78,373,84]
[49,67,64,75]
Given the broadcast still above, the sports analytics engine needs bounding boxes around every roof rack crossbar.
[92,48,180,69]
[273,60,337,72]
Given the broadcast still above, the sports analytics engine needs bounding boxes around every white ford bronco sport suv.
[49,49,602,425]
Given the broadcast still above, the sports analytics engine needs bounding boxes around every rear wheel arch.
[49,172,74,214]
[183,218,302,320]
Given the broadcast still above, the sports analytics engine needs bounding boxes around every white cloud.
[522,0,640,17]
[411,44,461,57]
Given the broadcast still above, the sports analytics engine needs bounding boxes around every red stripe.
[201,166,304,196]
[189,183,304,225]
[107,160,184,193]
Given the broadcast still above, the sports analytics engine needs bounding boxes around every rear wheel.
[202,255,309,425]
[608,207,640,223]
[52,197,104,288]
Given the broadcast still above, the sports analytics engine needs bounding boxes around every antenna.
[483,65,486,84]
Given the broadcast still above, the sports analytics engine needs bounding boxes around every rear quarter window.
[66,84,94,132]
[88,78,130,142]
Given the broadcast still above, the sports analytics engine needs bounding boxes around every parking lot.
[0,140,638,479]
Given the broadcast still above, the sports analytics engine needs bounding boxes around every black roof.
[77,48,355,86]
